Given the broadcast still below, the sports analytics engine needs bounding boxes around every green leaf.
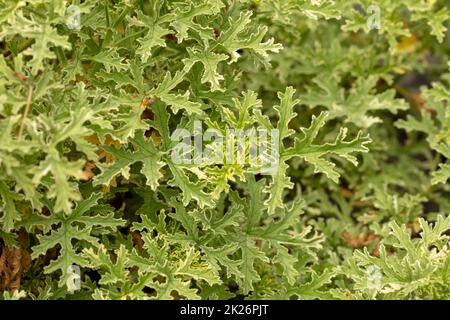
[431,163,450,185]
[183,48,228,91]
[286,115,371,182]
[219,11,282,66]
[0,180,22,231]
[263,87,299,213]
[169,0,224,43]
[94,131,164,191]
[128,12,171,62]
[28,193,124,288]
[88,48,129,72]
[0,11,71,74]
[167,160,215,208]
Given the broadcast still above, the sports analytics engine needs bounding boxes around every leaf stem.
[104,0,110,28]
[17,83,33,139]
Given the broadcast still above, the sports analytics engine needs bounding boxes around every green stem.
[55,46,67,65]
[104,0,110,28]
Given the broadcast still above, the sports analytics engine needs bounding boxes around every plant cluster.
[0,0,449,300]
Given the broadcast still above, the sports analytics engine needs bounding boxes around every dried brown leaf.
[0,246,31,292]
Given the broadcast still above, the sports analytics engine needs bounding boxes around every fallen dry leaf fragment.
[0,246,32,292]
[80,161,96,181]
[341,231,380,256]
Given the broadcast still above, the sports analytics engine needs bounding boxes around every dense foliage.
[0,0,449,300]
